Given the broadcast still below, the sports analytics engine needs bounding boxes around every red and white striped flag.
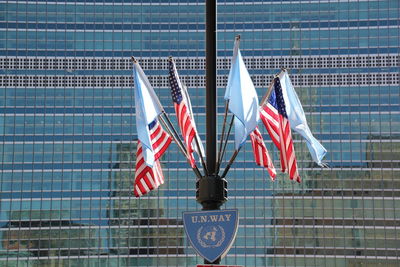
[134,120,172,197]
[260,78,301,182]
[169,59,201,168]
[250,127,276,180]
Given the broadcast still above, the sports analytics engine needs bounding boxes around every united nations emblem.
[197,225,225,248]
[183,209,239,263]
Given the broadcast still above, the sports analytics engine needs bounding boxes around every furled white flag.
[224,38,276,179]
[224,38,259,150]
[279,71,327,166]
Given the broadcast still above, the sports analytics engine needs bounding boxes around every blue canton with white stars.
[169,61,183,104]
[268,89,278,110]
[273,77,288,118]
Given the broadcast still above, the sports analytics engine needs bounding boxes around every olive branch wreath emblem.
[196,225,226,248]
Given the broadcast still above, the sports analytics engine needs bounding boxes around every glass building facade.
[0,0,399,266]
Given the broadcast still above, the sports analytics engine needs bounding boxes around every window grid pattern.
[1,54,398,70]
[0,0,399,266]
[1,72,399,88]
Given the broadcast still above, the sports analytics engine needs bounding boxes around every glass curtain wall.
[0,0,399,266]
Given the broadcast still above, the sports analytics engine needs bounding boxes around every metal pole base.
[196,176,227,264]
[196,176,227,210]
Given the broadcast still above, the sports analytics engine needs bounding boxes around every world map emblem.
[197,225,225,248]
[183,209,239,263]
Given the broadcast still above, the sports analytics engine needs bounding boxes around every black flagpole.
[205,0,217,176]
[196,0,227,264]
[216,100,229,173]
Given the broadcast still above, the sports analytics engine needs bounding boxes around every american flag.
[169,59,198,168]
[134,120,172,197]
[260,78,301,182]
[250,127,277,180]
